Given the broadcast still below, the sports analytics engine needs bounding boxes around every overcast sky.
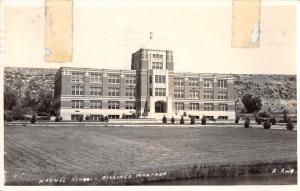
[3,1,296,74]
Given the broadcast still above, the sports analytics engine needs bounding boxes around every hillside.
[3,67,297,115]
[234,74,297,114]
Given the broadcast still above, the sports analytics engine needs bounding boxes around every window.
[204,103,214,111]
[217,92,227,99]
[125,101,136,109]
[203,91,213,99]
[108,88,120,96]
[189,90,199,99]
[219,104,228,111]
[90,100,102,109]
[218,116,228,120]
[71,100,84,109]
[189,78,199,87]
[71,72,84,82]
[125,75,136,84]
[175,102,184,110]
[149,76,152,83]
[90,115,103,121]
[72,86,84,95]
[90,87,102,96]
[126,88,135,97]
[218,80,227,88]
[174,90,184,98]
[108,115,120,119]
[108,101,120,109]
[174,78,184,86]
[206,116,214,120]
[203,79,213,88]
[190,103,199,110]
[152,62,163,69]
[71,114,83,121]
[108,74,120,84]
[90,73,102,83]
[155,88,166,96]
[155,75,166,83]
[152,54,163,59]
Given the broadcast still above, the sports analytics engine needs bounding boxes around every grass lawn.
[4,125,297,184]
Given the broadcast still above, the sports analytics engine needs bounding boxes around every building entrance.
[155,101,167,113]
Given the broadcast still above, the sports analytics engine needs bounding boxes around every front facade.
[54,44,235,120]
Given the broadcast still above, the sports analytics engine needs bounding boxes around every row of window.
[174,90,228,99]
[174,103,228,111]
[71,72,136,84]
[71,100,136,109]
[152,62,163,69]
[72,86,136,97]
[71,73,228,88]
[174,78,228,88]
[152,54,163,59]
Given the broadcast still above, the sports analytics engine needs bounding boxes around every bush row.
[162,115,207,125]
[242,117,294,130]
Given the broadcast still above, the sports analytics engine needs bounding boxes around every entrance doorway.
[155,101,167,113]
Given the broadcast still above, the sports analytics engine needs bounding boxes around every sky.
[3,1,296,74]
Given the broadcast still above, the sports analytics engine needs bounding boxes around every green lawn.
[4,125,297,183]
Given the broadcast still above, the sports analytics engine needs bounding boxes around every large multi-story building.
[54,38,235,120]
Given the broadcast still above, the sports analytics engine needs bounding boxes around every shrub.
[190,116,195,125]
[55,116,60,122]
[283,110,288,123]
[78,116,83,122]
[30,115,37,124]
[244,117,250,128]
[162,115,167,124]
[171,116,175,124]
[263,120,271,129]
[60,117,63,121]
[270,117,276,125]
[256,117,262,124]
[180,116,184,124]
[6,115,13,122]
[258,111,270,118]
[132,112,136,119]
[235,117,240,124]
[85,115,90,121]
[286,119,294,130]
[254,116,258,123]
[201,116,206,125]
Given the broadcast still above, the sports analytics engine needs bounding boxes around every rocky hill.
[234,74,297,114]
[4,67,297,115]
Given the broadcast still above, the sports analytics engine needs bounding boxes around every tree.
[283,109,288,123]
[201,116,206,125]
[190,116,195,125]
[171,116,175,124]
[31,115,37,124]
[162,115,167,124]
[180,116,184,124]
[244,117,250,128]
[4,86,17,110]
[242,94,262,113]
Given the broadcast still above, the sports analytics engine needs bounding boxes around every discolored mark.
[45,0,73,62]
[232,0,261,48]
[251,21,260,44]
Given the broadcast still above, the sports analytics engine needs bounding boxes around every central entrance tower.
[131,34,174,118]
